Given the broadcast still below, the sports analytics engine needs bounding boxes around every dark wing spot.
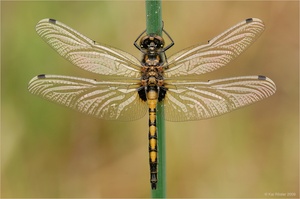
[158,87,167,101]
[258,75,266,80]
[137,87,147,101]
[49,19,56,24]
[245,18,253,23]
[37,74,46,79]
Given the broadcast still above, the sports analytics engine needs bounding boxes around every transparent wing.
[36,19,141,78]
[164,18,265,78]
[163,75,276,121]
[28,75,147,121]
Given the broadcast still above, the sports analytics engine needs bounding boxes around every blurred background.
[1,1,298,198]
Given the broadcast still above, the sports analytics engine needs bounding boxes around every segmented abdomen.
[147,88,158,190]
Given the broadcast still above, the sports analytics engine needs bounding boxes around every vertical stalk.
[155,102,166,198]
[145,0,166,198]
[146,0,162,35]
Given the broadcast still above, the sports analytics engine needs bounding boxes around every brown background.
[1,1,298,198]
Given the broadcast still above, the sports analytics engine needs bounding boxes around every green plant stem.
[145,0,166,198]
[155,102,166,198]
[146,0,162,35]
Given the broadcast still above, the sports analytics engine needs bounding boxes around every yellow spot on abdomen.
[149,138,156,149]
[149,125,156,135]
[149,112,156,122]
[150,151,157,162]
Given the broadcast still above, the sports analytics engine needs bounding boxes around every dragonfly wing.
[164,18,265,78]
[163,75,276,121]
[28,75,147,121]
[36,19,141,78]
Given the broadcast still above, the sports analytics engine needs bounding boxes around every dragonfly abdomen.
[147,87,158,189]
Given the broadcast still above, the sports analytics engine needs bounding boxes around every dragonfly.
[28,18,276,190]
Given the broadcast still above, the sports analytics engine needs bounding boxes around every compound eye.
[154,39,164,49]
[141,41,149,49]
[154,36,164,47]
[140,36,150,49]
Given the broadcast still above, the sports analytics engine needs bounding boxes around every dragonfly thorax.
[139,62,165,102]
[141,65,164,84]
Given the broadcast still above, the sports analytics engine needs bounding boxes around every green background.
[1,1,299,198]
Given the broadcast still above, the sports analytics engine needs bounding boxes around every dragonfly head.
[140,35,165,54]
